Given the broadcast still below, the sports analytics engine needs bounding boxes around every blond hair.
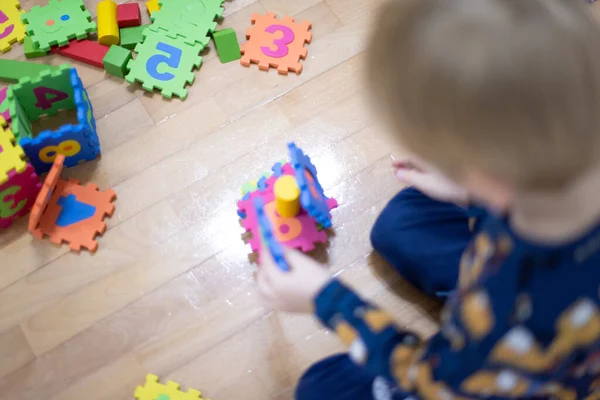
[368,0,600,189]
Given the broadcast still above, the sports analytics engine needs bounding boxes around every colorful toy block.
[22,0,97,52]
[103,45,132,78]
[254,197,290,271]
[0,88,10,123]
[145,0,160,16]
[97,0,119,46]
[24,35,49,58]
[237,146,338,262]
[212,28,241,63]
[0,0,26,53]
[134,374,206,400]
[117,3,141,28]
[241,13,312,75]
[149,0,224,46]
[274,174,300,218]
[126,29,202,99]
[50,39,110,69]
[0,118,41,229]
[8,65,100,175]
[28,154,116,253]
[120,25,147,50]
[0,59,59,84]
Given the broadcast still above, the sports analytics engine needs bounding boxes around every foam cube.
[23,36,48,59]
[7,65,100,175]
[213,28,241,63]
[103,45,132,78]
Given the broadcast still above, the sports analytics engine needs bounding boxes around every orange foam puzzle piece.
[29,154,116,253]
[241,13,312,75]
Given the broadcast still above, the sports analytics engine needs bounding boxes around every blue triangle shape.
[56,194,97,227]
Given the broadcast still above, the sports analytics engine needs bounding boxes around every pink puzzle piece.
[0,164,41,229]
[237,162,337,260]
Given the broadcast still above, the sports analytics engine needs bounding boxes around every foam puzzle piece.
[120,25,147,50]
[0,88,10,123]
[237,162,337,259]
[22,0,97,52]
[117,3,141,28]
[0,0,26,53]
[7,63,75,123]
[254,197,290,271]
[0,116,26,183]
[149,0,224,46]
[50,39,110,68]
[24,35,49,58]
[0,59,59,83]
[0,163,40,229]
[241,13,312,75]
[126,29,202,99]
[103,44,132,78]
[28,154,116,253]
[288,142,334,229]
[212,28,241,63]
[134,374,205,400]
[15,68,100,174]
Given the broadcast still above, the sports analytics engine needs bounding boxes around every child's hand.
[392,155,469,205]
[256,246,331,313]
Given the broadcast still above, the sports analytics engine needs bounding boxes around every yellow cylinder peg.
[274,175,301,218]
[97,0,119,46]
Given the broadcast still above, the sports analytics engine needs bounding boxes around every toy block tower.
[0,117,41,229]
[7,64,100,175]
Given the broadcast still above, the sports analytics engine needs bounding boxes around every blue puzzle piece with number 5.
[125,29,203,99]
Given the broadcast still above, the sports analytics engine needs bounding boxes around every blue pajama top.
[314,215,600,399]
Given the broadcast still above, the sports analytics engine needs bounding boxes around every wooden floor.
[0,1,443,399]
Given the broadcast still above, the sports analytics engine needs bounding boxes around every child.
[255,0,600,398]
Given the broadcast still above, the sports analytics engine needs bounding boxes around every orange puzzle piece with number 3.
[241,12,312,75]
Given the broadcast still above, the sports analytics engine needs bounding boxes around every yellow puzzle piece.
[134,374,207,400]
[0,117,27,185]
[0,0,26,53]
[146,0,160,16]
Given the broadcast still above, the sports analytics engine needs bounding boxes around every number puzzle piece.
[0,0,26,53]
[0,163,41,229]
[254,197,290,271]
[149,0,224,46]
[241,13,312,75]
[134,374,205,400]
[288,142,334,229]
[0,116,26,184]
[8,64,75,124]
[22,0,97,52]
[28,154,115,253]
[126,29,203,99]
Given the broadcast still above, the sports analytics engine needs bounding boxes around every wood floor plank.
[0,326,35,380]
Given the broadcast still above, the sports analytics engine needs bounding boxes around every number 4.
[33,87,69,111]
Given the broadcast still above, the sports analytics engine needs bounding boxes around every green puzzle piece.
[0,59,59,84]
[150,0,224,46]
[22,0,97,52]
[126,30,203,99]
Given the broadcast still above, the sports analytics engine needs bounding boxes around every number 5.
[0,11,15,40]
[146,42,182,81]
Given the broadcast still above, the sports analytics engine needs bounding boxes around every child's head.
[368,0,600,208]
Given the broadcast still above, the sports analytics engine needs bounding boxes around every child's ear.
[463,170,514,213]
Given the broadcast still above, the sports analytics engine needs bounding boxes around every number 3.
[0,186,26,218]
[146,42,182,81]
[261,25,295,58]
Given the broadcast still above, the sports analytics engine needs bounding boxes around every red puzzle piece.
[50,39,110,69]
[117,3,141,28]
